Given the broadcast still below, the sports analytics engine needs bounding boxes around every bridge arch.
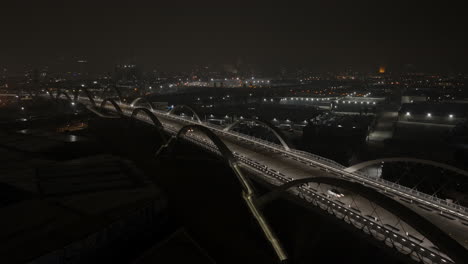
[223,118,291,151]
[130,108,166,143]
[158,124,288,261]
[176,124,235,163]
[130,97,153,110]
[110,85,124,102]
[73,88,96,107]
[168,105,202,124]
[100,98,124,116]
[345,157,468,178]
[55,90,73,102]
[45,88,55,100]
[258,176,468,264]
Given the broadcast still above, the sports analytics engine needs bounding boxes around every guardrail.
[73,96,468,219]
[160,129,454,264]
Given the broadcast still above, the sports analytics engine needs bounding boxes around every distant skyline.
[2,1,467,74]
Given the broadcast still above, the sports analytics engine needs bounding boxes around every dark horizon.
[2,1,468,74]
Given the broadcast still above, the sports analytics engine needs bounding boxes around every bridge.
[50,90,468,264]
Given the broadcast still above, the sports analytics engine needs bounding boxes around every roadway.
[61,95,468,263]
[153,109,468,253]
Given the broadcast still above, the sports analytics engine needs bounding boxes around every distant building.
[401,95,427,104]
[379,66,386,74]
[114,64,142,84]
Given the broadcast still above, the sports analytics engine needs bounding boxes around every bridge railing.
[160,110,468,217]
[76,97,468,218]
[167,135,455,264]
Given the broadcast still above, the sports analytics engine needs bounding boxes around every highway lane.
[140,107,468,254]
[59,96,468,263]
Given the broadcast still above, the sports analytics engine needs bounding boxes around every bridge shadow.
[88,116,411,264]
[256,181,408,264]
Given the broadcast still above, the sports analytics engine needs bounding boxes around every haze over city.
[1,1,468,264]
[2,1,468,73]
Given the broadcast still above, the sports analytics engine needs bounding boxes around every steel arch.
[223,118,291,151]
[100,98,124,116]
[73,88,96,107]
[55,90,73,101]
[45,88,55,100]
[130,108,167,143]
[168,105,202,124]
[44,88,55,100]
[160,124,288,262]
[111,85,124,102]
[257,176,468,264]
[345,157,468,178]
[130,97,153,110]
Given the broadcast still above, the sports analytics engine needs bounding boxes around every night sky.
[1,1,467,73]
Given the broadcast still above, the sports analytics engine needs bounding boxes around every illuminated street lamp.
[427,113,432,117]
[406,112,410,116]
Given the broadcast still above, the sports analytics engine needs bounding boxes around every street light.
[427,113,432,117]
[406,112,410,116]
[449,114,454,118]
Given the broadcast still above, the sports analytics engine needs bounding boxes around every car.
[327,189,344,198]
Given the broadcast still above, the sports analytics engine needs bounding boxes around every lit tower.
[379,66,386,74]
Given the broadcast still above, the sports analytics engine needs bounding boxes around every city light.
[1,5,466,264]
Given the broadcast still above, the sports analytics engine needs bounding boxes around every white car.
[328,189,344,198]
